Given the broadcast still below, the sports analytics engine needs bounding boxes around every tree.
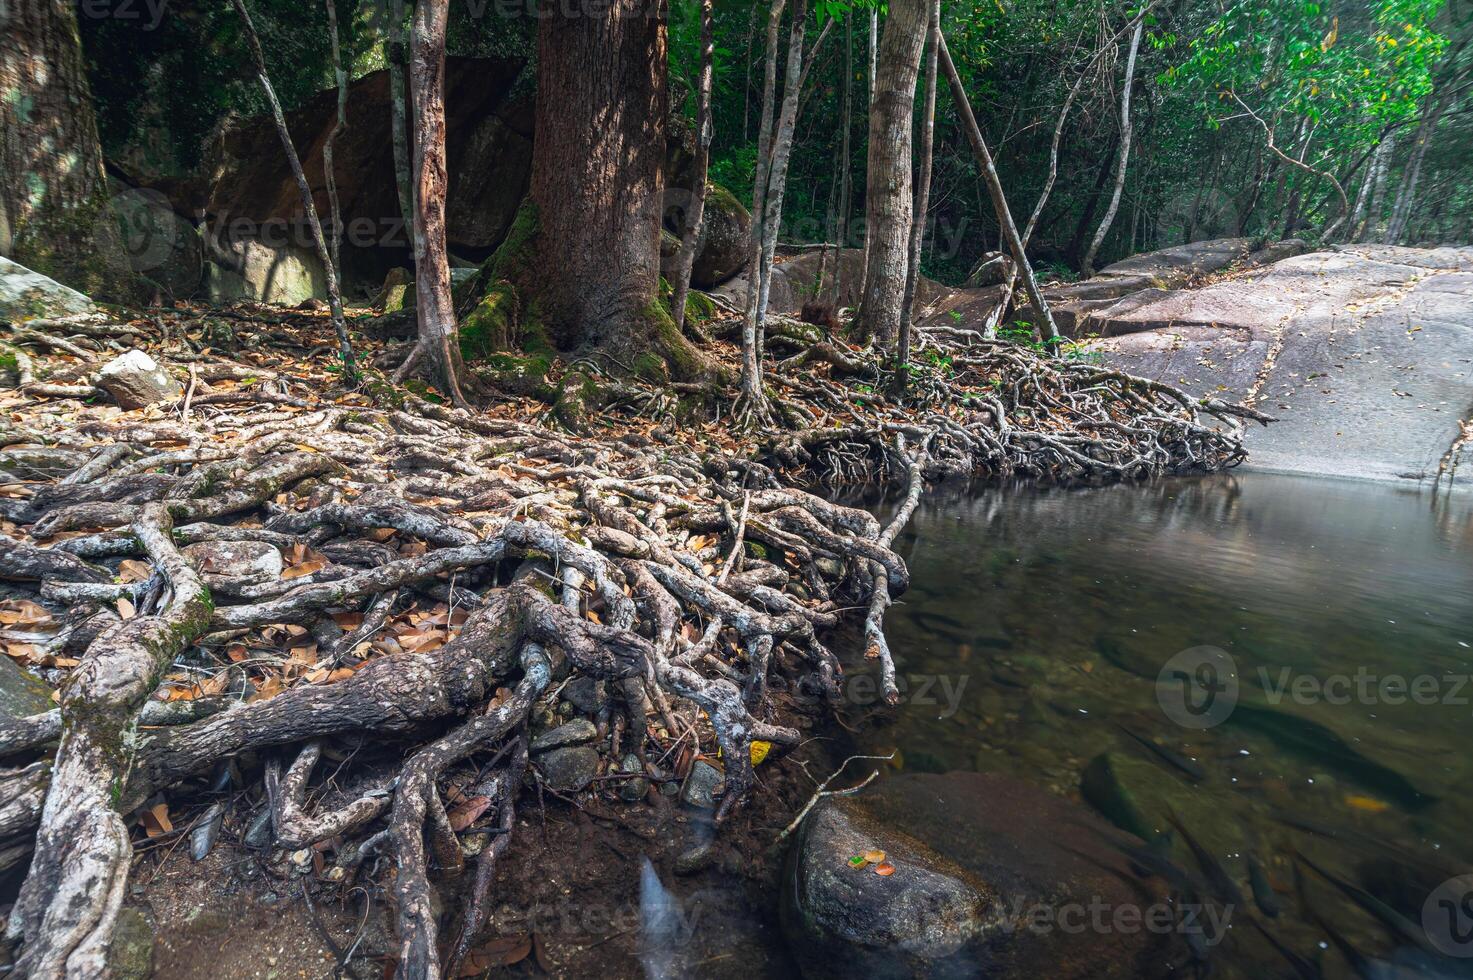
[230,0,357,375]
[1081,12,1146,277]
[857,0,929,343]
[397,0,467,407]
[897,0,940,382]
[0,0,130,298]
[670,0,716,336]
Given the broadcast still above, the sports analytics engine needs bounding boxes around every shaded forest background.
[80,0,1472,289]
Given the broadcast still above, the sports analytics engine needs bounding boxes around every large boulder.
[782,772,1177,979]
[0,257,97,321]
[202,233,327,307]
[712,248,949,316]
[107,182,203,299]
[1089,244,1473,487]
[96,349,182,410]
[689,185,752,288]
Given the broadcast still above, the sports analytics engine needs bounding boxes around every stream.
[844,471,1473,975]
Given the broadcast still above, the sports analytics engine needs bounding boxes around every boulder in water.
[782,771,1179,979]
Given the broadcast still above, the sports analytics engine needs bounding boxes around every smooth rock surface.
[96,349,182,410]
[0,657,53,722]
[537,745,600,792]
[530,718,598,753]
[782,771,1175,980]
[0,257,97,321]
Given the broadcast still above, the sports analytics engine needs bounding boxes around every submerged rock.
[96,349,182,410]
[782,771,1176,979]
[538,745,600,792]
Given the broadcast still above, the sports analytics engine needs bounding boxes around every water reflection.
[850,472,1473,976]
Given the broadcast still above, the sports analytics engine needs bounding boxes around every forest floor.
[0,300,1262,977]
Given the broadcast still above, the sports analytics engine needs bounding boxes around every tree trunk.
[938,34,1059,342]
[897,0,940,378]
[230,0,356,375]
[387,0,416,254]
[1386,93,1447,244]
[323,0,349,276]
[857,7,879,302]
[857,0,929,343]
[0,0,130,299]
[739,0,787,410]
[1080,14,1144,277]
[829,14,855,305]
[1356,135,1394,241]
[523,0,699,376]
[406,0,466,406]
[670,0,714,335]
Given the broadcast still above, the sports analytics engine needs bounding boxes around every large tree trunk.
[0,0,130,299]
[857,0,929,343]
[523,0,700,377]
[405,0,467,406]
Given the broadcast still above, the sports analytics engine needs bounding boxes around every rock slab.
[96,350,183,410]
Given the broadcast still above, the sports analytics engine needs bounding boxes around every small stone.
[530,718,597,753]
[243,807,274,849]
[680,759,724,809]
[562,676,607,715]
[95,349,182,410]
[538,745,600,793]
[617,753,648,802]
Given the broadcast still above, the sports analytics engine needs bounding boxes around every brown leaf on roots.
[0,600,52,626]
[456,935,531,975]
[139,803,173,838]
[446,795,493,831]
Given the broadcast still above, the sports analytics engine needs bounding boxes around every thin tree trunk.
[938,34,1059,342]
[1357,135,1394,241]
[323,0,349,276]
[896,0,940,380]
[388,0,416,255]
[1386,93,1447,244]
[829,13,855,305]
[670,0,714,334]
[740,0,787,412]
[230,0,356,376]
[404,0,466,406]
[1081,14,1144,277]
[857,7,879,303]
[857,0,928,343]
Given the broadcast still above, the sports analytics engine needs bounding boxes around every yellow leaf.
[117,597,136,620]
[140,803,173,838]
[750,740,772,765]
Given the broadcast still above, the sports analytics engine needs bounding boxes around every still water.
[851,472,1473,976]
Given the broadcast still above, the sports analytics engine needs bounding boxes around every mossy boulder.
[0,257,98,321]
[691,183,751,288]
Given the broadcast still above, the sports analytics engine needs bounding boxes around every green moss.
[684,289,717,324]
[459,282,519,360]
[643,300,702,380]
[488,199,540,285]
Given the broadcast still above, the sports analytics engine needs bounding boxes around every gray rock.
[203,236,326,307]
[530,718,597,753]
[96,349,182,410]
[0,657,54,722]
[0,256,96,321]
[617,752,649,802]
[538,745,600,792]
[680,759,724,809]
[107,906,154,980]
[562,676,607,715]
[182,539,283,581]
[782,771,1176,980]
[689,184,752,288]
[108,181,203,298]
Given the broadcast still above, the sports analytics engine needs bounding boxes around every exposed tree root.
[0,304,1261,977]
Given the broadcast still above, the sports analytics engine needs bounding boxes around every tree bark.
[323,0,349,277]
[857,7,879,303]
[858,0,929,343]
[938,34,1060,342]
[230,0,357,376]
[670,0,715,335]
[1081,14,1144,277]
[387,0,416,254]
[829,14,856,305]
[1385,93,1447,245]
[739,0,787,412]
[0,0,130,299]
[897,0,940,377]
[523,0,699,378]
[406,0,467,407]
